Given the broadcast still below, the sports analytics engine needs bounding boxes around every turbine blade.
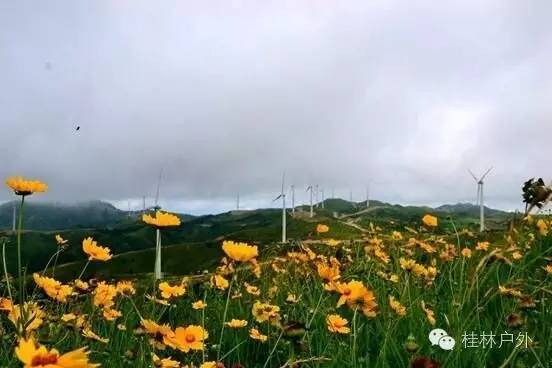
[468,169,478,182]
[273,194,282,201]
[480,166,493,181]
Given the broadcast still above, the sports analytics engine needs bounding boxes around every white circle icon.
[438,335,456,350]
[428,328,448,346]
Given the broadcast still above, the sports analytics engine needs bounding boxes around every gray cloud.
[1,0,551,214]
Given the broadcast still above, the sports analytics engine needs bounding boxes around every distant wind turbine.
[236,192,240,210]
[306,185,314,218]
[315,184,319,208]
[469,167,493,232]
[153,168,164,280]
[321,188,325,209]
[366,183,370,208]
[273,172,287,243]
[12,202,16,233]
[290,185,295,215]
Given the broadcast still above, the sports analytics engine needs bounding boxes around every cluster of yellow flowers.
[33,274,73,303]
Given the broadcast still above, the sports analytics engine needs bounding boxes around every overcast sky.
[1,1,551,215]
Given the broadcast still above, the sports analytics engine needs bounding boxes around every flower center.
[185,334,196,343]
[31,353,58,366]
[343,288,351,296]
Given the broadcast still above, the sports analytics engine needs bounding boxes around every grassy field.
[1,206,551,367]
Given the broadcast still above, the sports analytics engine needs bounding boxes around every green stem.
[2,239,13,301]
[16,196,25,306]
[77,259,91,280]
[217,273,235,360]
[352,306,358,366]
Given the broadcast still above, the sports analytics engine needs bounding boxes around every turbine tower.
[315,184,319,208]
[469,167,493,232]
[153,168,164,280]
[306,185,314,218]
[12,202,16,232]
[366,184,370,208]
[321,188,325,209]
[273,172,287,243]
[236,192,240,210]
[290,185,295,215]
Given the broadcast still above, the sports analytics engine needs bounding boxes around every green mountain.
[0,198,514,281]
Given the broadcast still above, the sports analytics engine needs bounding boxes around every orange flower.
[326,314,350,334]
[15,337,98,368]
[222,241,258,262]
[82,237,112,261]
[5,176,47,196]
[461,248,472,258]
[165,325,208,353]
[142,211,181,227]
[159,282,186,299]
[249,328,268,342]
[93,282,118,309]
[316,224,330,233]
[422,214,438,228]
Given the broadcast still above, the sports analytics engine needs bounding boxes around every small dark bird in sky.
[76,126,80,131]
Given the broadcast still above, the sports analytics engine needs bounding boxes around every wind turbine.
[315,184,319,208]
[321,188,325,209]
[236,192,240,210]
[273,172,287,243]
[290,185,295,215]
[469,167,493,232]
[306,185,314,218]
[12,202,16,232]
[366,183,370,208]
[153,168,164,280]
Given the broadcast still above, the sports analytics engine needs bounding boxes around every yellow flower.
[33,273,73,303]
[152,353,180,368]
[335,280,377,316]
[422,214,438,227]
[389,296,406,317]
[6,176,47,196]
[252,301,280,324]
[82,327,109,343]
[93,282,118,309]
[164,325,208,353]
[199,362,217,368]
[536,219,549,236]
[82,237,112,261]
[326,314,350,334]
[399,258,416,271]
[317,262,341,282]
[102,308,122,321]
[192,300,207,310]
[55,234,68,246]
[421,301,436,326]
[116,280,136,295]
[159,282,186,299]
[545,264,552,274]
[324,239,341,247]
[391,231,403,240]
[475,241,489,251]
[249,328,268,342]
[142,211,181,227]
[222,240,258,262]
[245,282,261,296]
[316,224,330,233]
[211,274,229,290]
[8,303,44,333]
[226,319,248,328]
[61,313,77,322]
[286,293,299,304]
[461,248,472,258]
[511,251,523,260]
[141,319,175,341]
[0,297,13,312]
[15,337,98,368]
[74,280,89,291]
